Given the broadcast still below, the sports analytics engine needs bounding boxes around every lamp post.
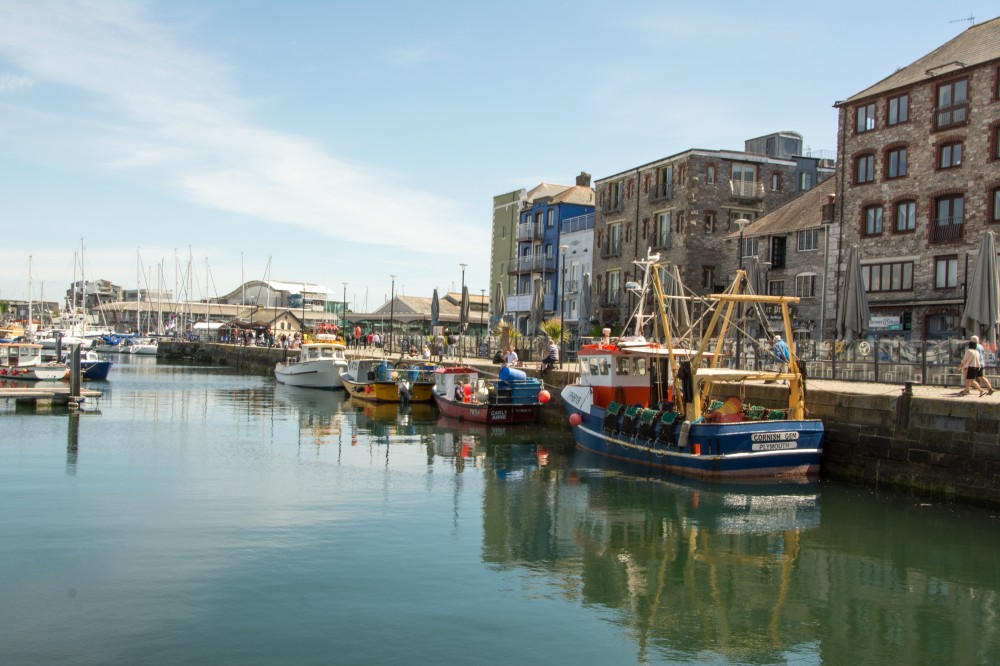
[479,288,485,357]
[735,218,750,370]
[559,244,569,368]
[342,282,348,338]
[388,274,396,355]
[459,262,467,360]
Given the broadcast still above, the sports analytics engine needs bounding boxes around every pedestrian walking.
[772,335,790,374]
[971,335,995,395]
[959,339,986,396]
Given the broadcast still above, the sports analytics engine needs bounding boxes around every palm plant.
[496,320,521,351]
[539,317,568,343]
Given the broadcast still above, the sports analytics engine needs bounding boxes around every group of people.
[350,326,382,350]
[958,335,995,396]
[494,337,560,373]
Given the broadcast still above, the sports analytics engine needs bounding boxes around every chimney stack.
[576,171,592,187]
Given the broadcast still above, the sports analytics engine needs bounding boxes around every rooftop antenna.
[949,13,974,26]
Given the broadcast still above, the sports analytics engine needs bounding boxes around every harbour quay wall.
[732,381,1000,506]
[159,340,288,373]
[159,341,999,506]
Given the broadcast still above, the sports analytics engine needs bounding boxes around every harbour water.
[1,356,998,665]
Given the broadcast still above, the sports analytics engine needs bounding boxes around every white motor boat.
[274,336,348,389]
[0,342,69,380]
[128,339,159,355]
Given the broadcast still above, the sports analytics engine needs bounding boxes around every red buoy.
[538,390,551,404]
[568,413,582,427]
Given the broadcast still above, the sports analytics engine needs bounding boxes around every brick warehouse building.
[834,16,1000,341]
[591,131,832,330]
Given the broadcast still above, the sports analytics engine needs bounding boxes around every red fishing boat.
[431,366,548,424]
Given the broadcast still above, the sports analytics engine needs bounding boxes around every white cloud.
[0,1,474,254]
[0,73,34,93]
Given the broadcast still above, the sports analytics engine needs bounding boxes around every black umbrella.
[430,288,440,327]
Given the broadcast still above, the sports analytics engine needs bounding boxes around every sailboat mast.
[136,250,141,334]
[71,250,77,323]
[27,255,33,337]
[157,260,164,335]
[81,238,87,338]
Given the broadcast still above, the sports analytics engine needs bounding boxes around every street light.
[479,288,485,357]
[388,274,396,355]
[459,262,467,360]
[734,218,750,370]
[342,282,348,338]
[559,244,569,368]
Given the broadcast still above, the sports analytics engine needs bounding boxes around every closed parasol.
[529,278,545,335]
[835,245,871,343]
[961,230,1000,345]
[493,281,505,324]
[460,285,470,332]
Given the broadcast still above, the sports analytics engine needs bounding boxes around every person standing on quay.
[435,330,446,362]
[971,335,995,395]
[959,340,986,396]
[772,335,790,374]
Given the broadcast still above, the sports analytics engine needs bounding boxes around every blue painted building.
[506,173,594,335]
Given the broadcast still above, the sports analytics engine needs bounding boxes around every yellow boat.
[341,358,435,403]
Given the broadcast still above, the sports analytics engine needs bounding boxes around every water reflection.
[477,448,1000,664]
[9,360,991,665]
[66,412,79,475]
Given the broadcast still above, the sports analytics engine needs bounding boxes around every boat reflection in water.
[344,395,437,440]
[481,448,822,663]
[273,383,350,447]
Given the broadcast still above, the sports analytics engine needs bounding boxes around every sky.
[0,0,995,313]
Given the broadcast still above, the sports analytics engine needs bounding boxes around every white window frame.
[797,229,819,251]
[794,273,816,298]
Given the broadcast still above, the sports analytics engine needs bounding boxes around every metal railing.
[651,230,671,250]
[601,240,622,258]
[516,222,544,241]
[648,183,673,203]
[602,198,624,214]
[930,218,963,243]
[721,336,991,387]
[599,290,621,306]
[561,213,594,234]
[729,180,765,199]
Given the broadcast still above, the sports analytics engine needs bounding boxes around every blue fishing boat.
[561,253,823,480]
[79,349,113,381]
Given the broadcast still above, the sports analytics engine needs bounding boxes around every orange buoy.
[568,413,582,427]
[692,443,701,456]
[538,390,551,404]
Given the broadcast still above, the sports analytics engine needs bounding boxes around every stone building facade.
[729,178,839,341]
[834,17,1000,340]
[591,138,823,330]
